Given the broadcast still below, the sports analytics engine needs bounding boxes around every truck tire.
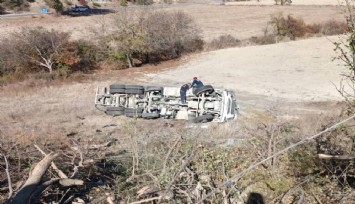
[193,85,214,96]
[125,108,143,117]
[125,85,144,90]
[188,114,196,121]
[145,86,163,92]
[110,88,126,94]
[193,114,214,123]
[105,107,125,116]
[125,89,144,94]
[110,84,125,89]
[142,112,160,119]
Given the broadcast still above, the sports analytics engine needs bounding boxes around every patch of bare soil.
[0,3,345,41]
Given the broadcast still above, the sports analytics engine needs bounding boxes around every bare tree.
[0,27,70,73]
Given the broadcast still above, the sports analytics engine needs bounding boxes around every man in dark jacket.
[180,83,191,104]
[192,77,204,88]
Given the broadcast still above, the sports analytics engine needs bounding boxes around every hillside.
[0,1,354,203]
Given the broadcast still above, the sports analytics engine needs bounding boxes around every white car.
[95,84,239,123]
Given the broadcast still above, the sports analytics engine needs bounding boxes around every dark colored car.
[64,6,91,16]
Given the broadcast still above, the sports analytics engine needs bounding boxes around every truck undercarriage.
[95,84,239,123]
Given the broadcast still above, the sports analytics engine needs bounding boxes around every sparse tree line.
[0,9,348,84]
[0,10,203,83]
[206,13,348,50]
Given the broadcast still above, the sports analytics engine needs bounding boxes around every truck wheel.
[146,86,163,92]
[142,112,160,119]
[193,114,214,123]
[110,88,126,94]
[188,114,196,121]
[193,85,214,96]
[105,107,125,116]
[125,85,144,90]
[125,89,144,94]
[125,108,143,117]
[110,84,125,89]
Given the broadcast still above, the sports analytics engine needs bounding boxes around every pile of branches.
[0,139,118,204]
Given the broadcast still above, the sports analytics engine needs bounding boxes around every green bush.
[74,40,103,72]
[56,63,71,78]
[107,10,203,67]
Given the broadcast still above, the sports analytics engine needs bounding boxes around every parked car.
[63,6,91,16]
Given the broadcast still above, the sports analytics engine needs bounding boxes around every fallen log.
[318,153,355,160]
[7,152,84,204]
[9,153,58,204]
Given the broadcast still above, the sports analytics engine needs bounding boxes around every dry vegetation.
[1,1,355,204]
[1,102,354,203]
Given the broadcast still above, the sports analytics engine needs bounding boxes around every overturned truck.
[95,84,239,123]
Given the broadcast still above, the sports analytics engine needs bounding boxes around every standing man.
[192,77,204,89]
[180,83,191,104]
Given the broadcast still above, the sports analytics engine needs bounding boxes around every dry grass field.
[0,1,354,203]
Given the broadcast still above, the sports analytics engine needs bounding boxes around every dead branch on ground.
[4,151,85,204]
[318,153,355,160]
[196,114,355,204]
[34,144,68,179]
[0,153,13,199]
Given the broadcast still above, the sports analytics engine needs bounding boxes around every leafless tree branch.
[196,114,355,204]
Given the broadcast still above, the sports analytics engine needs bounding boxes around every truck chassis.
[95,84,239,123]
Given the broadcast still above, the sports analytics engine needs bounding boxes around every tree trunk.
[10,153,58,204]
[127,54,133,68]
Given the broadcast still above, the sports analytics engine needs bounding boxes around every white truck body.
[95,84,239,123]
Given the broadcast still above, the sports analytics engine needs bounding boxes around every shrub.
[106,9,203,67]
[0,27,102,81]
[134,0,153,5]
[321,20,348,35]
[44,0,63,13]
[249,34,277,45]
[269,13,307,40]
[119,0,127,6]
[0,0,29,11]
[284,15,307,40]
[306,23,322,34]
[72,40,103,72]
[269,13,348,42]
[206,34,241,51]
[0,27,72,74]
